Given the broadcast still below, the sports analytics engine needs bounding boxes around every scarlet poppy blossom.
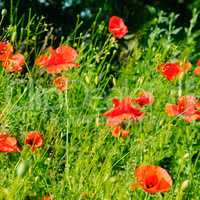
[108,16,128,39]
[157,63,182,80]
[2,53,25,72]
[194,66,200,75]
[53,76,68,92]
[103,97,144,126]
[130,165,172,193]
[165,96,200,122]
[0,133,21,152]
[102,97,144,137]
[133,91,154,107]
[197,59,200,67]
[35,45,79,74]
[25,131,43,152]
[110,126,129,138]
[0,42,13,61]
[42,196,52,200]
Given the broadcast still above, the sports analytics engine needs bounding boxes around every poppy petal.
[165,104,179,116]
[0,42,13,61]
[112,126,121,137]
[108,16,128,39]
[2,53,25,72]
[25,131,43,152]
[0,134,21,152]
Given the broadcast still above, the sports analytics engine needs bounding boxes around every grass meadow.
[0,5,200,200]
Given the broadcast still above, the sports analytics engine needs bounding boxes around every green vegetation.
[0,3,200,200]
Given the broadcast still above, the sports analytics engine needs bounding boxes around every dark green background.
[1,0,199,37]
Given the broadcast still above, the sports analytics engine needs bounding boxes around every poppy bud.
[183,153,189,160]
[17,160,30,177]
[180,180,189,191]
[1,9,7,17]
[112,77,116,86]
[85,75,90,84]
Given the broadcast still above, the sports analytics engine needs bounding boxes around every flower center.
[145,175,158,189]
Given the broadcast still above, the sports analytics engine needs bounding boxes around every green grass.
[0,5,200,200]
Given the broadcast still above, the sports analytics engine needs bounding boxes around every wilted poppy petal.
[0,134,21,152]
[2,53,25,72]
[108,16,128,39]
[112,126,121,137]
[165,104,179,116]
[53,76,68,92]
[122,129,129,138]
[134,91,154,107]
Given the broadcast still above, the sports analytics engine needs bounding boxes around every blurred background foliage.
[1,0,199,38]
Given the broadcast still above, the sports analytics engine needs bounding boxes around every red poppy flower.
[197,59,200,67]
[130,165,172,193]
[103,97,144,126]
[134,91,154,107]
[165,96,200,122]
[112,126,121,137]
[0,133,21,152]
[42,196,52,200]
[0,42,13,61]
[2,53,25,72]
[194,66,200,75]
[35,45,79,74]
[53,76,68,92]
[102,97,143,138]
[157,63,182,80]
[25,131,43,152]
[108,16,128,39]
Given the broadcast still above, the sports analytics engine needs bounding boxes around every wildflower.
[0,41,13,61]
[103,97,144,126]
[157,61,192,80]
[25,131,43,152]
[0,133,21,152]
[197,59,200,67]
[165,96,200,122]
[157,63,182,80]
[42,196,52,200]
[130,165,172,193]
[53,76,68,92]
[194,66,200,75]
[133,91,154,107]
[35,45,79,73]
[102,97,144,137]
[108,16,128,39]
[194,59,200,75]
[2,53,25,72]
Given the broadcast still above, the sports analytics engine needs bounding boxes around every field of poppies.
[0,3,200,200]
